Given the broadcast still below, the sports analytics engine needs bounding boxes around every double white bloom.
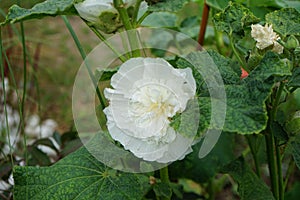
[103,57,196,163]
[251,24,283,54]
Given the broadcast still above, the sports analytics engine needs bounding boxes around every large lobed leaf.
[177,50,291,134]
[1,0,76,25]
[147,0,189,12]
[222,156,275,200]
[213,2,259,37]
[266,8,300,37]
[13,145,150,200]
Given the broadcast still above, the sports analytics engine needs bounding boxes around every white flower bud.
[74,0,136,33]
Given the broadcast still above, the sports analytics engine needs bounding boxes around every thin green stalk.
[275,139,284,200]
[159,166,171,200]
[132,0,142,25]
[62,16,106,110]
[89,25,127,62]
[272,83,285,200]
[207,178,216,200]
[114,0,141,57]
[229,34,249,72]
[0,27,14,167]
[20,22,27,123]
[284,158,295,190]
[246,135,261,178]
[265,131,279,200]
[266,82,285,200]
[136,10,151,25]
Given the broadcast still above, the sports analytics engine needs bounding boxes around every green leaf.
[147,0,189,12]
[290,134,300,170]
[266,8,300,37]
[27,146,52,166]
[14,146,150,200]
[153,182,172,199]
[222,156,275,200]
[285,182,300,200]
[213,2,259,37]
[142,12,177,28]
[178,50,291,134]
[206,0,229,10]
[1,0,76,25]
[95,67,118,82]
[169,132,235,183]
[288,67,300,88]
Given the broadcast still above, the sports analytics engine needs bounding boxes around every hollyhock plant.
[251,24,284,54]
[103,57,196,163]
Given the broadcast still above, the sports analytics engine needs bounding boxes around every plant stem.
[265,131,279,200]
[113,0,141,57]
[160,166,169,183]
[62,16,106,110]
[197,1,210,49]
[132,0,142,25]
[284,158,295,190]
[229,34,249,72]
[89,25,127,62]
[246,135,261,178]
[160,166,171,200]
[275,139,284,200]
[266,82,286,200]
[207,178,216,200]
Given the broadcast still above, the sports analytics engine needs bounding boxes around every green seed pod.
[285,35,299,49]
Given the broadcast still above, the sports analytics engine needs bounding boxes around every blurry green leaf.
[222,156,275,200]
[1,0,76,25]
[206,0,229,10]
[61,131,79,145]
[290,134,300,170]
[179,16,200,38]
[285,110,300,135]
[277,89,300,125]
[148,0,189,12]
[285,182,300,200]
[169,132,235,183]
[52,131,62,146]
[60,138,82,157]
[142,12,177,27]
[14,146,150,200]
[27,146,52,166]
[266,8,300,37]
[0,161,12,180]
[153,182,172,199]
[248,0,288,8]
[213,2,259,37]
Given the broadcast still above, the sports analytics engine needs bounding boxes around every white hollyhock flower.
[103,57,196,163]
[74,0,136,33]
[251,24,283,54]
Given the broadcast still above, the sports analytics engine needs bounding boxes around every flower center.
[129,84,179,128]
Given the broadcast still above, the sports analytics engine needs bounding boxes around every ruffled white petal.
[251,24,283,54]
[104,57,196,163]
